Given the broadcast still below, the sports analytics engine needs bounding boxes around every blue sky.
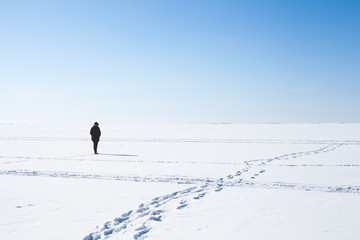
[1,0,359,123]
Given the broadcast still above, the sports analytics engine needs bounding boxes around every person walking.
[90,122,101,154]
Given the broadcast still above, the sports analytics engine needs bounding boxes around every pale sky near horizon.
[1,0,360,124]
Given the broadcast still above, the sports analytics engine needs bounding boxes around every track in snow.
[0,170,215,185]
[1,139,359,240]
[79,143,360,240]
[1,136,360,145]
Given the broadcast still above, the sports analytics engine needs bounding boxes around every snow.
[0,123,359,240]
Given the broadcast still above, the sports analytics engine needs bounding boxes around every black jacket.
[90,126,101,142]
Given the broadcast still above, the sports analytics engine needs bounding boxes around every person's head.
[94,122,99,126]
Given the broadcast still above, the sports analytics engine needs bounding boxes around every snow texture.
[0,123,359,240]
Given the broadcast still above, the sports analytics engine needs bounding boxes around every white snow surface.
[0,123,360,240]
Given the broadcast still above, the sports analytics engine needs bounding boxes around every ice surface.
[0,123,359,240]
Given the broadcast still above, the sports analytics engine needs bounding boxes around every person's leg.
[93,141,99,154]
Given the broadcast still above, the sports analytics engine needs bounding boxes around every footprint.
[177,200,188,209]
[16,203,35,209]
[193,193,206,200]
[114,216,129,226]
[181,187,196,194]
[215,187,223,192]
[104,228,114,236]
[134,225,150,240]
[102,221,112,231]
[151,210,163,215]
[83,233,100,240]
[149,215,162,221]
[113,224,127,234]
[137,204,149,213]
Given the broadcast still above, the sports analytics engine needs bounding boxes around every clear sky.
[1,0,359,124]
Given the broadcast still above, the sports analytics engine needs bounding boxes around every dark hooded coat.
[90,125,101,142]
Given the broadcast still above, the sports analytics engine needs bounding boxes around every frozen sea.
[0,123,359,240]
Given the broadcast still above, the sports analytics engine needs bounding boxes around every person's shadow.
[98,153,138,157]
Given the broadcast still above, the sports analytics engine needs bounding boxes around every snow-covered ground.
[0,123,359,240]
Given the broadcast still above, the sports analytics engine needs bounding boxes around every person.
[90,122,101,154]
